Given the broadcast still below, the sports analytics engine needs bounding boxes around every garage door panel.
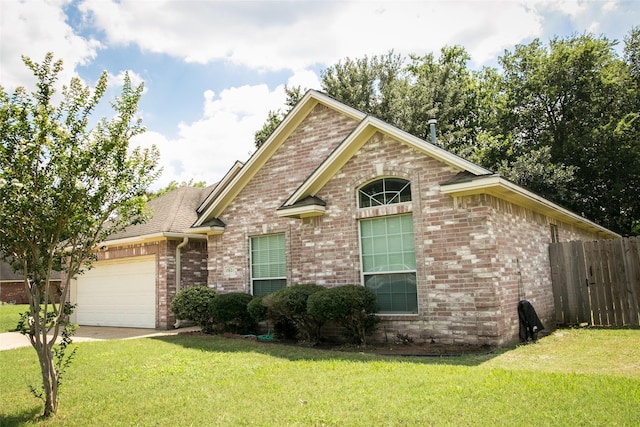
[74,256,156,328]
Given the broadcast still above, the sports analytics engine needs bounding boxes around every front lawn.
[0,303,27,333]
[1,328,639,426]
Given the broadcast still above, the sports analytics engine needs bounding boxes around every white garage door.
[73,256,156,328]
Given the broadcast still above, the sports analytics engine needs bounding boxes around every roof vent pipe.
[428,119,437,146]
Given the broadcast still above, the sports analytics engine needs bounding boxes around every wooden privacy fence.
[549,237,640,327]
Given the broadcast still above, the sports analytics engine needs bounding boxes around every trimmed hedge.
[307,285,380,345]
[263,284,326,343]
[210,292,256,334]
[170,286,217,333]
[247,294,267,323]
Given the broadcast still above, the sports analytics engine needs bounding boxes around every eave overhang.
[187,218,226,235]
[276,196,327,218]
[96,232,208,249]
[197,160,244,214]
[440,175,620,239]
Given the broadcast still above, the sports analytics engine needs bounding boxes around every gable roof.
[439,173,619,238]
[279,114,492,210]
[197,161,243,214]
[102,186,209,246]
[194,90,365,226]
[193,89,618,239]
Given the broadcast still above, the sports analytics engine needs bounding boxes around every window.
[358,178,411,208]
[360,214,417,314]
[250,234,286,296]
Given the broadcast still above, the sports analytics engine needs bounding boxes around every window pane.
[364,273,417,314]
[360,214,418,314]
[253,279,286,296]
[251,234,285,279]
[358,178,411,208]
[360,215,415,274]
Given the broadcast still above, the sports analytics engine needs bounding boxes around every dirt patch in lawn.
[179,331,495,357]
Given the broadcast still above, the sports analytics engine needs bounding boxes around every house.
[68,186,209,328]
[69,90,618,345]
[0,256,61,304]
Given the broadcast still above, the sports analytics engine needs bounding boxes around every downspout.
[174,237,189,328]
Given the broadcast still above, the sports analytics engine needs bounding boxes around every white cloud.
[6,0,637,194]
[0,0,101,91]
[78,0,546,69]
[133,81,293,189]
[107,70,148,93]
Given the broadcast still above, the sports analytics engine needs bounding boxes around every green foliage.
[170,286,217,333]
[490,32,640,234]
[307,285,380,345]
[253,85,303,148]
[0,52,159,416]
[256,29,640,235]
[246,295,267,322]
[263,284,326,342]
[210,292,256,334]
[148,179,207,200]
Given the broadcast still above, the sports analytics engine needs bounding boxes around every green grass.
[0,303,27,332]
[1,329,639,426]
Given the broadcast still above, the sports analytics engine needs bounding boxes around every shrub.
[210,292,256,334]
[248,294,297,340]
[307,285,380,345]
[246,295,267,323]
[170,286,217,333]
[264,284,326,343]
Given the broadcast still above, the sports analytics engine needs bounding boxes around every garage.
[71,256,157,328]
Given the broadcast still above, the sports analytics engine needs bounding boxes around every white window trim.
[249,233,286,296]
[357,213,419,315]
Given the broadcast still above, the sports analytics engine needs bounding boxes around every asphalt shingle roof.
[105,186,212,241]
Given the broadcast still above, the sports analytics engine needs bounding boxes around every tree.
[0,53,160,417]
[148,178,207,200]
[257,30,639,235]
[321,51,407,125]
[254,85,303,148]
[489,32,640,234]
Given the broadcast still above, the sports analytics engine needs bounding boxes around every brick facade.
[60,94,610,343]
[206,104,605,346]
[0,281,63,304]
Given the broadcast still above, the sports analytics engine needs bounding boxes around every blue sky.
[1,0,638,189]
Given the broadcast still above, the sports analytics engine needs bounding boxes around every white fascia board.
[184,226,225,235]
[197,161,244,214]
[98,232,208,248]
[369,117,492,175]
[276,204,326,218]
[441,176,620,238]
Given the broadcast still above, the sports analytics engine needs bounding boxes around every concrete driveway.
[0,325,199,351]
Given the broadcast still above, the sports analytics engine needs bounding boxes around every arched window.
[357,177,417,314]
[358,178,411,208]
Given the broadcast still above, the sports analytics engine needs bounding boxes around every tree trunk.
[34,337,59,417]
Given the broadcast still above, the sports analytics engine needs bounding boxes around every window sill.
[378,314,421,321]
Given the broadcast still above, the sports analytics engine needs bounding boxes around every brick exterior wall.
[1,281,62,304]
[206,104,605,346]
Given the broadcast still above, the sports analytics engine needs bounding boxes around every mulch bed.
[179,331,495,357]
